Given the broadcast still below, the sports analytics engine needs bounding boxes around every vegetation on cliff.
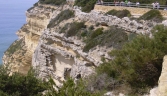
[0,67,47,96]
[0,65,101,96]
[139,10,163,22]
[47,9,74,28]
[5,1,167,95]
[83,26,128,52]
[66,22,86,37]
[60,22,128,52]
[37,23,166,96]
[57,25,166,95]
[46,78,101,96]
[75,0,97,12]
[105,9,131,18]
[59,22,86,37]
[39,0,66,5]
[93,25,167,95]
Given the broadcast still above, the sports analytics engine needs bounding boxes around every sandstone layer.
[3,3,54,74]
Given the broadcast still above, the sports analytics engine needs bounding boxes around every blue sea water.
[0,0,38,64]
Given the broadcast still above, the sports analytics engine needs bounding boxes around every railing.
[96,2,167,10]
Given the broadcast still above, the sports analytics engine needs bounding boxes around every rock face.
[158,55,167,96]
[32,5,158,86]
[2,2,162,90]
[2,3,54,74]
[74,7,157,34]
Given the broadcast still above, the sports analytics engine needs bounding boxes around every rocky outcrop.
[3,2,165,93]
[74,7,157,34]
[158,55,167,96]
[31,6,159,86]
[2,3,55,74]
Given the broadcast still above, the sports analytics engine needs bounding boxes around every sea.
[0,0,38,64]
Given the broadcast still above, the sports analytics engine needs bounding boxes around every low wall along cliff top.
[94,5,167,17]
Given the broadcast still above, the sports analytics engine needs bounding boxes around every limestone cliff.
[158,55,167,96]
[2,1,166,95]
[3,3,54,74]
[31,5,157,86]
[3,2,156,82]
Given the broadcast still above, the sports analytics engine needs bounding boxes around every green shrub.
[97,25,167,95]
[45,78,101,96]
[81,29,88,37]
[95,23,100,27]
[0,65,102,96]
[105,9,117,15]
[85,73,119,93]
[89,25,94,30]
[83,39,98,52]
[66,22,86,37]
[75,0,97,12]
[91,28,103,38]
[83,26,128,52]
[139,10,163,22]
[0,67,47,96]
[47,9,74,28]
[83,28,104,52]
[105,9,131,18]
[39,0,66,5]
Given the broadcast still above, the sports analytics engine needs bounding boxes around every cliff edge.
[2,1,167,95]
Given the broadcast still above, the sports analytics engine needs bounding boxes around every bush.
[86,73,119,93]
[95,23,100,27]
[83,28,103,52]
[97,25,167,95]
[45,78,101,96]
[0,66,47,96]
[89,25,94,30]
[0,65,101,96]
[39,0,66,5]
[83,39,98,52]
[47,9,74,28]
[105,9,131,18]
[105,9,117,15]
[83,26,128,52]
[91,28,103,38]
[75,0,97,12]
[65,22,86,37]
[81,29,88,37]
[139,10,163,22]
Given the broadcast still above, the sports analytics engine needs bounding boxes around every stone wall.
[94,5,167,18]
